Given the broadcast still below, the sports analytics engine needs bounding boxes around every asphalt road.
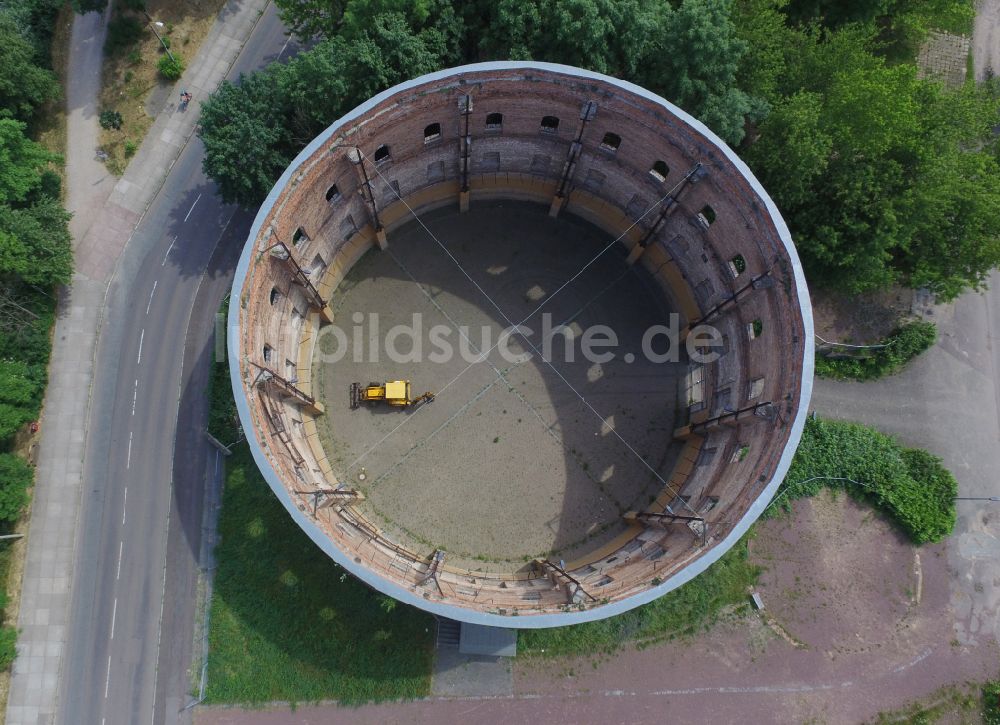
[58,8,299,725]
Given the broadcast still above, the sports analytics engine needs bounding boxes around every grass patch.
[98,0,226,175]
[204,348,434,705]
[871,680,985,724]
[815,320,937,381]
[519,536,759,657]
[770,416,957,545]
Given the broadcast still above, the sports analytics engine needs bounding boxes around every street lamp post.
[143,11,176,64]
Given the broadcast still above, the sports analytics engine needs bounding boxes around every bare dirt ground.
[196,492,998,725]
[811,287,914,345]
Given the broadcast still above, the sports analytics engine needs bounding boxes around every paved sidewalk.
[5,0,269,723]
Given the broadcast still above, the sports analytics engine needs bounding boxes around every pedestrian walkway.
[5,0,269,722]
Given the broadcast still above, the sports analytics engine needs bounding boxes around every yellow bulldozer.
[350,380,435,410]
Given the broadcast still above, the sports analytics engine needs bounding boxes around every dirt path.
[974,0,1000,79]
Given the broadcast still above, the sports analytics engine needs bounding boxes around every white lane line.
[161,237,176,266]
[132,379,138,416]
[121,487,128,527]
[116,540,123,580]
[110,598,118,640]
[146,280,157,314]
[104,655,112,698]
[136,330,144,365]
[277,36,291,59]
[183,193,202,222]
[127,430,133,468]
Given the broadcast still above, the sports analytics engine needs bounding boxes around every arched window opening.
[541,116,560,133]
[698,205,716,228]
[748,319,763,340]
[269,287,281,305]
[292,227,308,247]
[325,184,340,202]
[650,160,669,182]
[263,344,273,363]
[374,144,390,163]
[485,112,503,131]
[423,123,441,143]
[600,132,621,151]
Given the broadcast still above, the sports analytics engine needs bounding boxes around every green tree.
[70,0,107,14]
[199,69,293,208]
[747,23,1000,297]
[0,358,37,442]
[0,13,60,122]
[0,120,57,204]
[201,12,454,207]
[0,199,74,286]
[0,451,32,521]
[640,0,754,144]
[338,12,448,100]
[273,0,349,41]
[732,0,798,106]
[477,0,664,78]
[746,91,831,207]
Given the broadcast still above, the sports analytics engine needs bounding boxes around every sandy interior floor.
[313,201,685,570]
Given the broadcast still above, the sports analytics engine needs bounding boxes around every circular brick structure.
[228,62,814,627]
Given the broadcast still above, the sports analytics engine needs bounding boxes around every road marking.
[104,655,112,698]
[137,330,144,365]
[127,430,133,468]
[184,193,202,222]
[132,379,138,416]
[161,236,176,266]
[110,597,118,640]
[146,280,158,314]
[121,487,127,526]
[116,540,123,580]
[277,36,291,59]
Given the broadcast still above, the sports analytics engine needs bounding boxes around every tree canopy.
[206,0,1000,300]
[0,14,60,123]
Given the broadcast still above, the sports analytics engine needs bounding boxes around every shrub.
[157,54,184,81]
[984,681,1000,725]
[773,417,957,544]
[104,15,144,56]
[126,48,141,65]
[99,110,122,130]
[124,139,137,157]
[815,320,937,381]
[0,453,32,523]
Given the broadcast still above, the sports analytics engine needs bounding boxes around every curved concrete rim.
[228,61,815,628]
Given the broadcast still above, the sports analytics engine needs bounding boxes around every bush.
[773,417,957,544]
[124,139,137,157]
[815,320,937,381]
[157,54,184,80]
[983,681,1000,725]
[104,15,144,56]
[98,109,122,130]
[127,48,141,65]
[0,453,32,523]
